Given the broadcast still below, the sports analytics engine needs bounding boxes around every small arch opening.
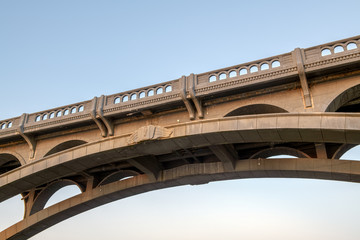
[260,63,269,71]
[156,88,163,94]
[30,180,84,215]
[321,48,331,56]
[49,112,55,119]
[78,105,84,112]
[98,170,139,186]
[229,71,237,78]
[347,42,358,50]
[1,123,6,129]
[148,90,154,96]
[271,60,281,68]
[326,84,360,112]
[165,85,172,92]
[219,73,227,80]
[250,66,258,73]
[63,109,69,116]
[42,114,48,120]
[114,97,120,104]
[334,45,344,53]
[209,75,217,82]
[130,94,137,101]
[56,111,62,117]
[44,185,82,209]
[0,153,22,174]
[70,108,77,114]
[340,145,360,161]
[239,68,247,75]
[122,96,129,102]
[139,92,146,98]
[35,116,41,122]
[225,104,288,117]
[7,122,12,128]
[44,140,87,157]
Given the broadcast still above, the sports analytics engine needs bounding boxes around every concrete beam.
[127,156,162,181]
[209,145,237,171]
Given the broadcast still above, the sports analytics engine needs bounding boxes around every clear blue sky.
[1,1,360,239]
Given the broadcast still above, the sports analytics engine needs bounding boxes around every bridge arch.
[44,140,88,157]
[30,179,85,215]
[224,104,288,117]
[97,170,140,187]
[4,157,360,240]
[325,83,360,112]
[0,153,24,175]
[249,147,311,159]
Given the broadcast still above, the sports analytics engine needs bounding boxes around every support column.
[315,143,328,159]
[293,48,312,108]
[16,114,36,159]
[179,76,196,120]
[209,144,237,171]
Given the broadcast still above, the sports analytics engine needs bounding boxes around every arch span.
[325,84,360,112]
[224,104,288,117]
[3,158,360,240]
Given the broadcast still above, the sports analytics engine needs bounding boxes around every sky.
[1,0,360,239]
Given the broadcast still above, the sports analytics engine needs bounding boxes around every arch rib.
[3,158,360,240]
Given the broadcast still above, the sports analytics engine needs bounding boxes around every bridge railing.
[194,51,297,96]
[303,35,360,70]
[103,79,181,116]
[0,117,19,137]
[23,100,94,133]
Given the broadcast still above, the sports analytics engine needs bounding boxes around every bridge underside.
[2,157,360,240]
[1,113,360,239]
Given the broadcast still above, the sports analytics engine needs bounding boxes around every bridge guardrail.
[303,35,360,71]
[103,79,182,116]
[23,100,93,133]
[194,52,298,96]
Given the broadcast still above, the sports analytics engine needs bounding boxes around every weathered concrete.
[1,35,360,239]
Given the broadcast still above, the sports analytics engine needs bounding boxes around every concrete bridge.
[1,35,360,239]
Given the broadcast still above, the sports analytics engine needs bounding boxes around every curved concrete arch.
[3,158,360,240]
[249,147,311,159]
[0,151,26,166]
[30,179,85,216]
[0,153,25,175]
[331,144,358,159]
[224,104,288,117]
[43,140,88,157]
[1,112,360,203]
[97,170,140,187]
[325,83,360,112]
